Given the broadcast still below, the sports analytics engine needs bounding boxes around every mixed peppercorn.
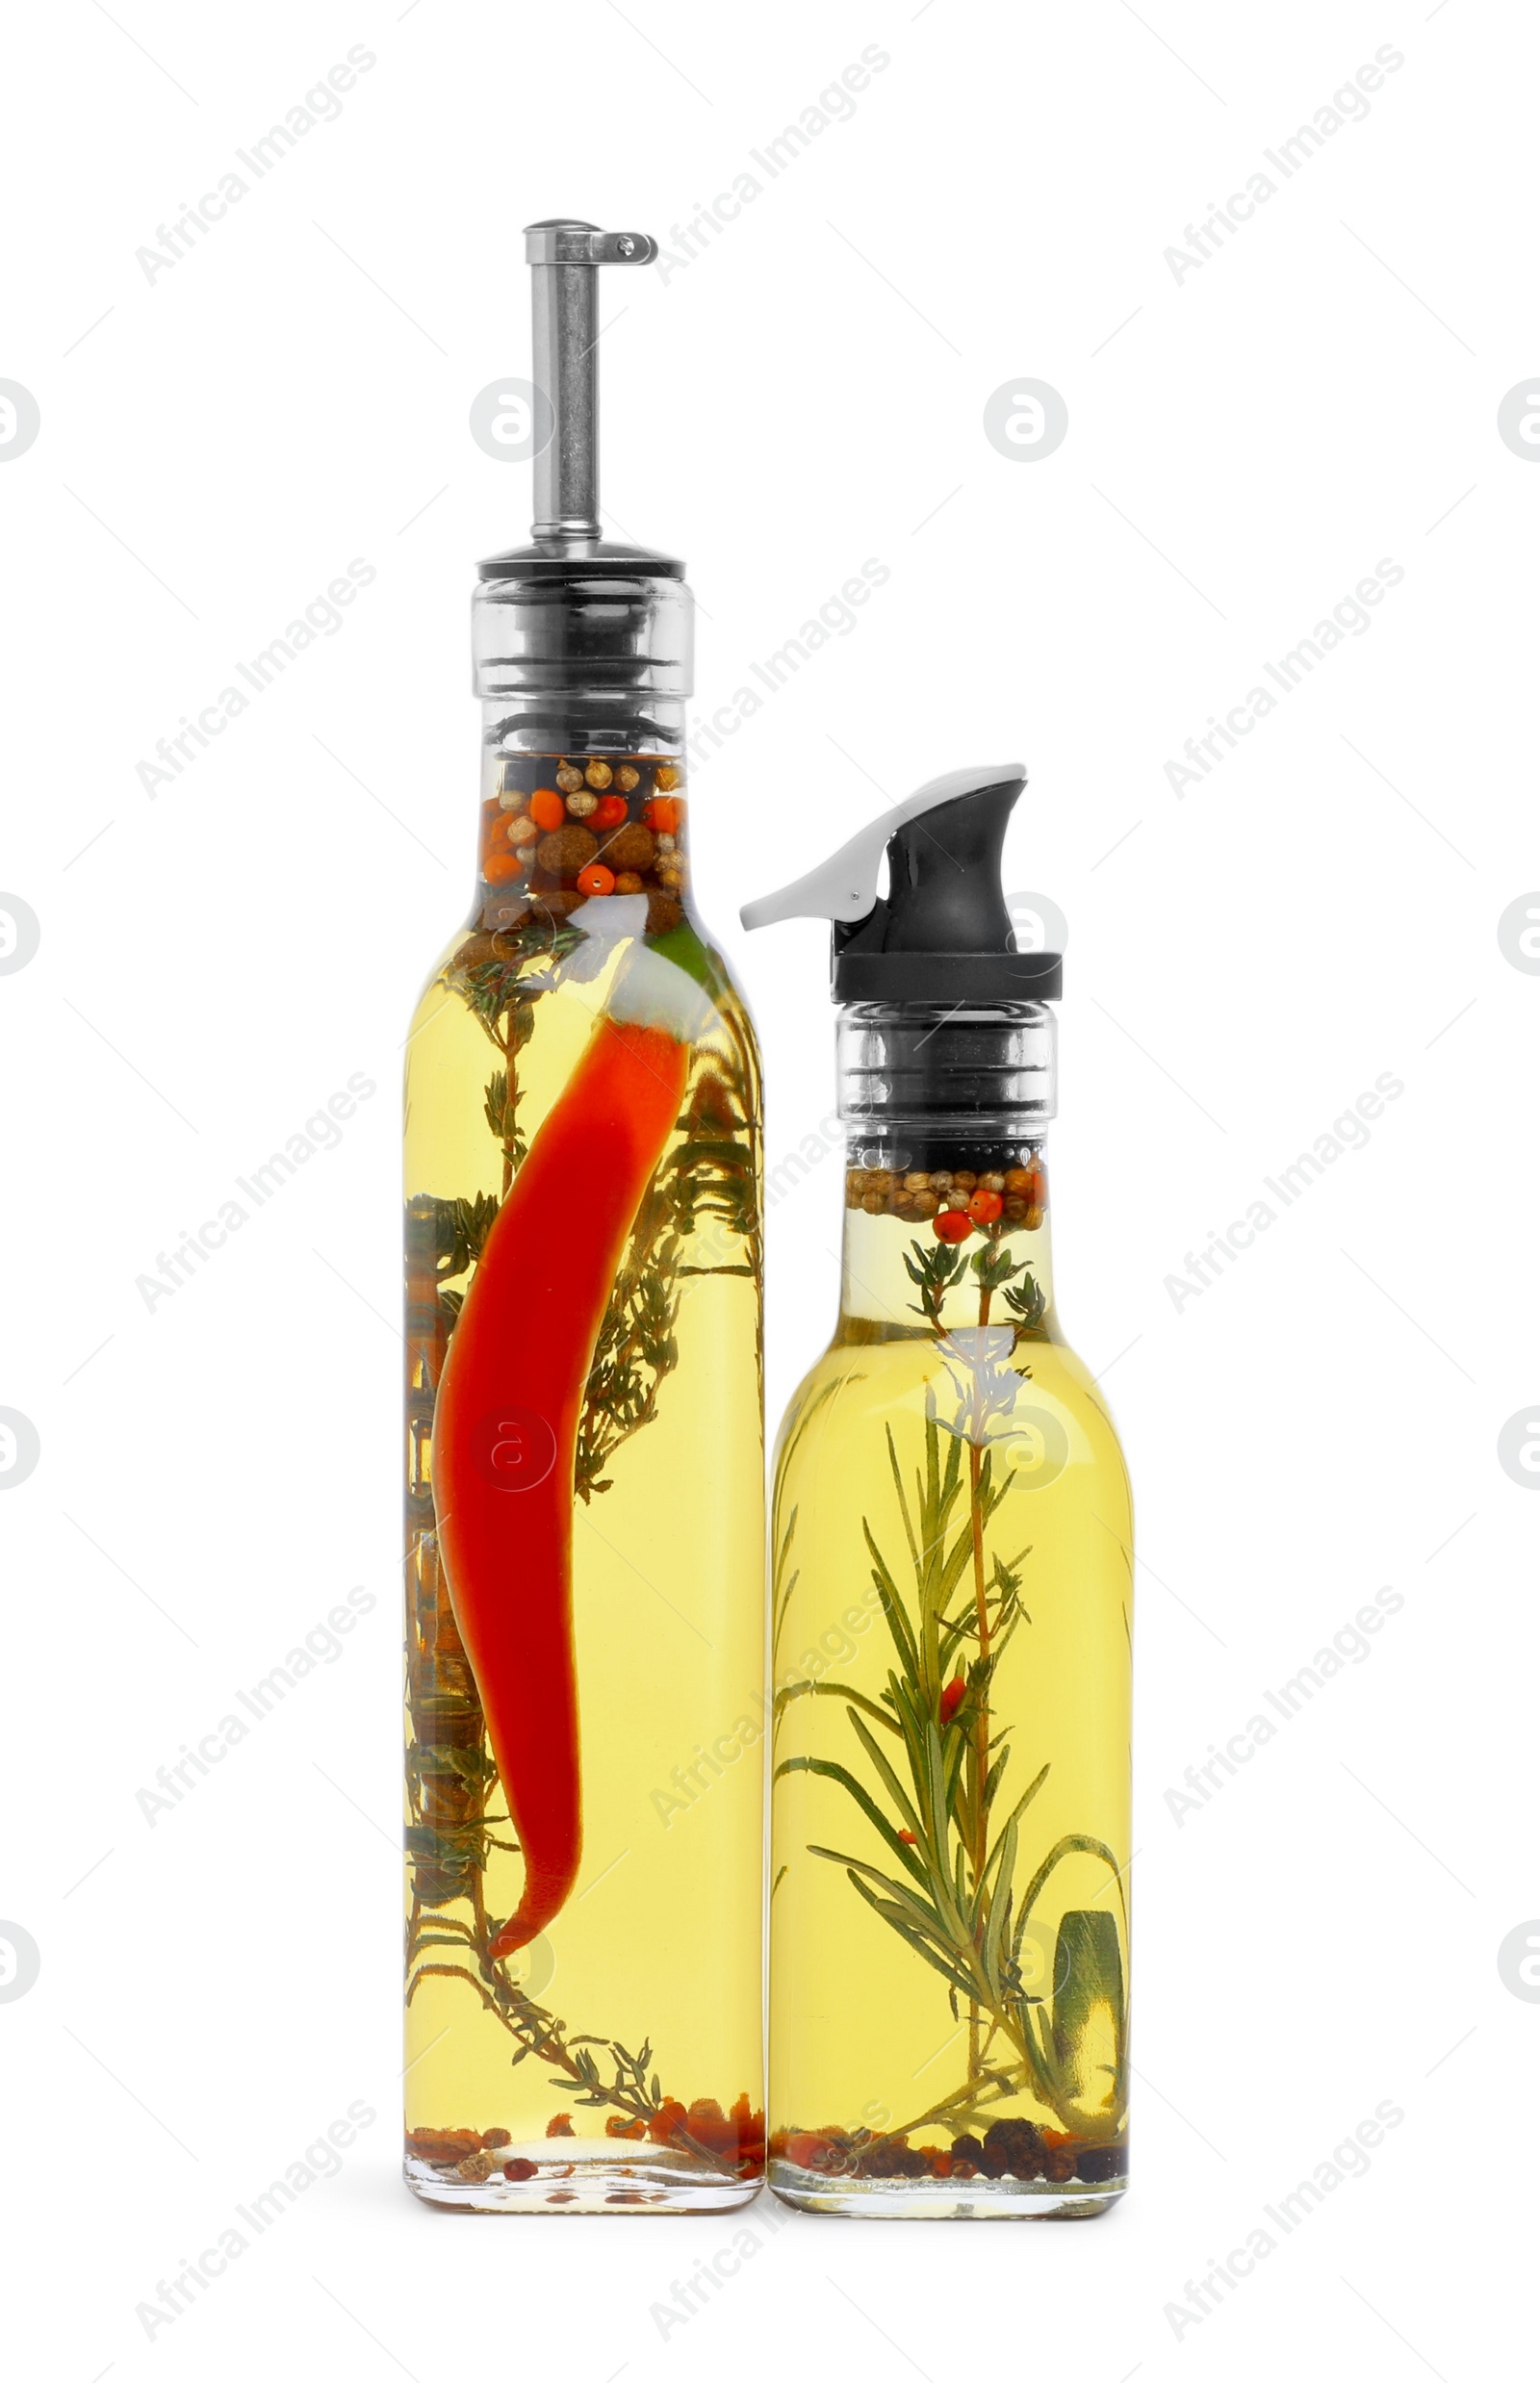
[406,2092,765,2186]
[771,2116,1125,2187]
[845,1151,1047,1245]
[479,752,688,935]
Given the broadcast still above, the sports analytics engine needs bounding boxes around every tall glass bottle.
[749,768,1131,2217]
[402,224,764,2214]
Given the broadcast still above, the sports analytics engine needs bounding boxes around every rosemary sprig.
[776,1236,1127,2141]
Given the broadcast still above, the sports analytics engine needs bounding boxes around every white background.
[2,0,1535,2375]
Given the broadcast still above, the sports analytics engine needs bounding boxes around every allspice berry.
[535,825,600,877]
[599,823,654,873]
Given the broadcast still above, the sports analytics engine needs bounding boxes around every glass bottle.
[401,224,764,2214]
[752,772,1132,2216]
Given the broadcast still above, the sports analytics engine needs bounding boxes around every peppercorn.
[950,2134,985,2170]
[1041,2141,1077,2184]
[584,759,613,790]
[535,825,600,877]
[614,763,640,793]
[980,2117,1044,2179]
[1075,2143,1127,2183]
[566,788,599,818]
[599,823,654,874]
[555,764,585,794]
[655,859,684,889]
[614,870,643,895]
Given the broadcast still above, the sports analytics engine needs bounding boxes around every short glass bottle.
[768,1001,1132,2216]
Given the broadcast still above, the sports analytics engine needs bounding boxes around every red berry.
[576,863,616,897]
[939,1676,966,1723]
[967,1189,1003,1224]
[933,1209,973,1244]
[592,794,628,829]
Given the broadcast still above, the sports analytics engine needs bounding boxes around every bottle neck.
[834,1000,1057,1338]
[836,1132,1054,1338]
[472,692,691,937]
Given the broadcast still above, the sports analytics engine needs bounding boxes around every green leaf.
[774,1754,928,1883]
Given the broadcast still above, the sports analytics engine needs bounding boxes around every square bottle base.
[768,2158,1124,2220]
[405,2141,761,2216]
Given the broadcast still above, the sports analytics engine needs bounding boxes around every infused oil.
[747,767,1132,2216]
[401,223,765,2215]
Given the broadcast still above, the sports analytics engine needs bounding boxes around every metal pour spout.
[525,218,657,544]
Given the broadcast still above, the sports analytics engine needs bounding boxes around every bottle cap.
[742,764,1062,1004]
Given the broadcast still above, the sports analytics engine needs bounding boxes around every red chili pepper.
[432,1003,689,1957]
